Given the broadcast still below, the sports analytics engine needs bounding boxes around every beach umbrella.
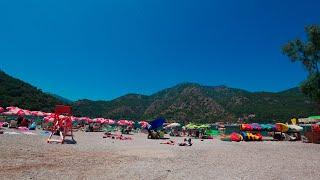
[93,118,104,123]
[165,123,181,129]
[17,109,26,116]
[197,124,210,129]
[2,111,15,116]
[71,116,79,122]
[78,117,92,123]
[44,112,54,116]
[309,116,320,119]
[139,121,149,128]
[31,111,45,117]
[118,120,130,126]
[6,106,18,111]
[186,123,198,129]
[105,119,115,125]
[44,116,55,122]
[148,118,165,130]
[128,120,134,126]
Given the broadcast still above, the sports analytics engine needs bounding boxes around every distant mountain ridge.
[0,70,316,122]
[73,83,316,122]
[47,93,73,104]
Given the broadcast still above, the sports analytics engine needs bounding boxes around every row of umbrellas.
[0,106,150,127]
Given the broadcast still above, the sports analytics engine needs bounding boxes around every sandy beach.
[1,130,320,180]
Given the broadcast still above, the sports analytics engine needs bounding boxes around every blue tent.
[148,118,165,130]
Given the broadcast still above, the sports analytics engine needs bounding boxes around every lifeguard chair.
[47,105,74,144]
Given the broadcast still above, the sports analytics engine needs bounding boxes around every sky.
[0,0,319,101]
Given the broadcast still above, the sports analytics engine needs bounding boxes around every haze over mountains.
[0,70,316,123]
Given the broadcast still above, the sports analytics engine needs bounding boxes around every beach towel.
[243,132,262,141]
[40,131,51,136]
[4,132,21,135]
[18,127,29,131]
[22,132,37,135]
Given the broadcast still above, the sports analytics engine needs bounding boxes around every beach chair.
[47,105,74,144]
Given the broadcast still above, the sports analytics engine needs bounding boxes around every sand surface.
[1,129,320,180]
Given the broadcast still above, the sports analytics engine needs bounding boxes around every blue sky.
[0,0,319,100]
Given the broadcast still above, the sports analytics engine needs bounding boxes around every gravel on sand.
[1,130,320,180]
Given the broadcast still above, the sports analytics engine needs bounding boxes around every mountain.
[47,93,73,104]
[0,70,63,112]
[73,83,316,123]
[0,70,316,122]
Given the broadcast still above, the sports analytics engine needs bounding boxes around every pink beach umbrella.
[17,109,26,116]
[118,120,130,126]
[93,118,104,123]
[80,117,92,123]
[24,110,32,116]
[71,116,78,122]
[128,121,134,126]
[44,112,54,116]
[139,121,149,128]
[2,111,15,116]
[31,111,45,117]
[6,106,18,111]
[105,119,115,125]
[44,116,55,122]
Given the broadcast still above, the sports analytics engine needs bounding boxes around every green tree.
[282,25,320,113]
